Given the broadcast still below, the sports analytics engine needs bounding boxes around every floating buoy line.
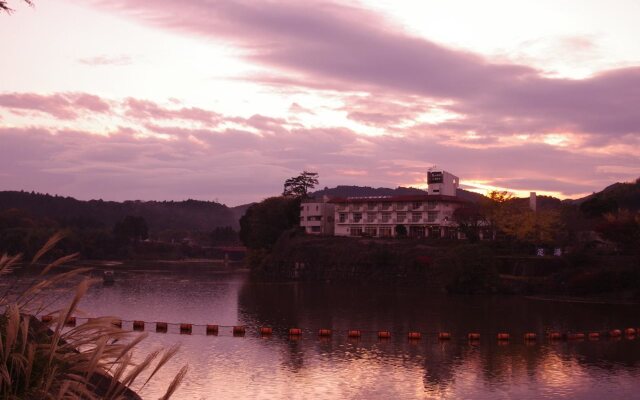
[38,314,640,343]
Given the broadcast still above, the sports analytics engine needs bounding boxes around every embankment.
[249,231,640,298]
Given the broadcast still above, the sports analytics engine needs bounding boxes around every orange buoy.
[41,315,53,323]
[567,332,585,340]
[233,326,245,336]
[524,333,537,341]
[348,330,362,338]
[588,332,600,340]
[408,332,421,340]
[609,329,622,338]
[468,332,480,341]
[133,320,144,331]
[206,324,219,335]
[156,322,168,333]
[65,316,76,327]
[438,332,451,340]
[179,323,192,334]
[378,331,391,339]
[625,328,636,336]
[289,328,302,336]
[547,332,562,340]
[318,329,332,337]
[260,327,273,335]
[497,333,510,341]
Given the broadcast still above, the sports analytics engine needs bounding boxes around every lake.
[36,266,640,399]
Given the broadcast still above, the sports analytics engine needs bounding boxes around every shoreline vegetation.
[0,177,638,303]
[0,234,187,399]
[245,231,640,302]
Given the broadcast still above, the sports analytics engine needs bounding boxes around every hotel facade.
[331,194,465,238]
[300,169,471,238]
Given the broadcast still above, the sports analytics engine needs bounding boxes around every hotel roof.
[328,194,467,204]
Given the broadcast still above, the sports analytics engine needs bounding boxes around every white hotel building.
[300,169,469,238]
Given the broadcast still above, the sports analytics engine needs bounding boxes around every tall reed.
[0,233,187,399]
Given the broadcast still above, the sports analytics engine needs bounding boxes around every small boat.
[103,270,115,285]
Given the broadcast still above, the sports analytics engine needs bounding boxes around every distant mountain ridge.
[566,179,640,216]
[2,178,635,233]
[0,191,238,231]
[310,185,487,203]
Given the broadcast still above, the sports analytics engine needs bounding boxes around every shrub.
[437,244,499,294]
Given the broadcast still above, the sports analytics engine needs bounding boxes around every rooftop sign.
[427,171,444,184]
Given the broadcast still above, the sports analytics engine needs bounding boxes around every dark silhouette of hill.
[0,191,238,231]
[310,185,486,203]
[566,178,640,216]
[231,203,255,223]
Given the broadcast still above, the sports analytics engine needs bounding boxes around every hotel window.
[350,227,363,236]
[427,211,438,222]
[426,201,437,210]
[339,213,347,223]
[311,226,321,232]
[412,212,422,222]
[364,227,377,236]
[381,203,391,210]
[396,212,406,222]
[353,213,362,223]
[379,227,392,237]
[412,202,422,210]
[367,202,377,211]
[381,212,391,223]
[396,203,407,211]
[367,213,376,223]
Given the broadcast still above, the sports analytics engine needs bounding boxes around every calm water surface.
[37,267,640,399]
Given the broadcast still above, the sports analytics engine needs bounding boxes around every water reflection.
[30,267,640,399]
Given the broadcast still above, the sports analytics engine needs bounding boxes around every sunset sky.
[1,0,639,205]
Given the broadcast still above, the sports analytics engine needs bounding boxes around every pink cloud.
[124,98,221,124]
[341,94,433,126]
[77,54,133,66]
[289,102,314,115]
[1,105,638,204]
[0,92,110,119]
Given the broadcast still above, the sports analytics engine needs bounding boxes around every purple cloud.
[89,0,640,139]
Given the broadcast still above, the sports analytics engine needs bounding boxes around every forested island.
[240,176,640,300]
